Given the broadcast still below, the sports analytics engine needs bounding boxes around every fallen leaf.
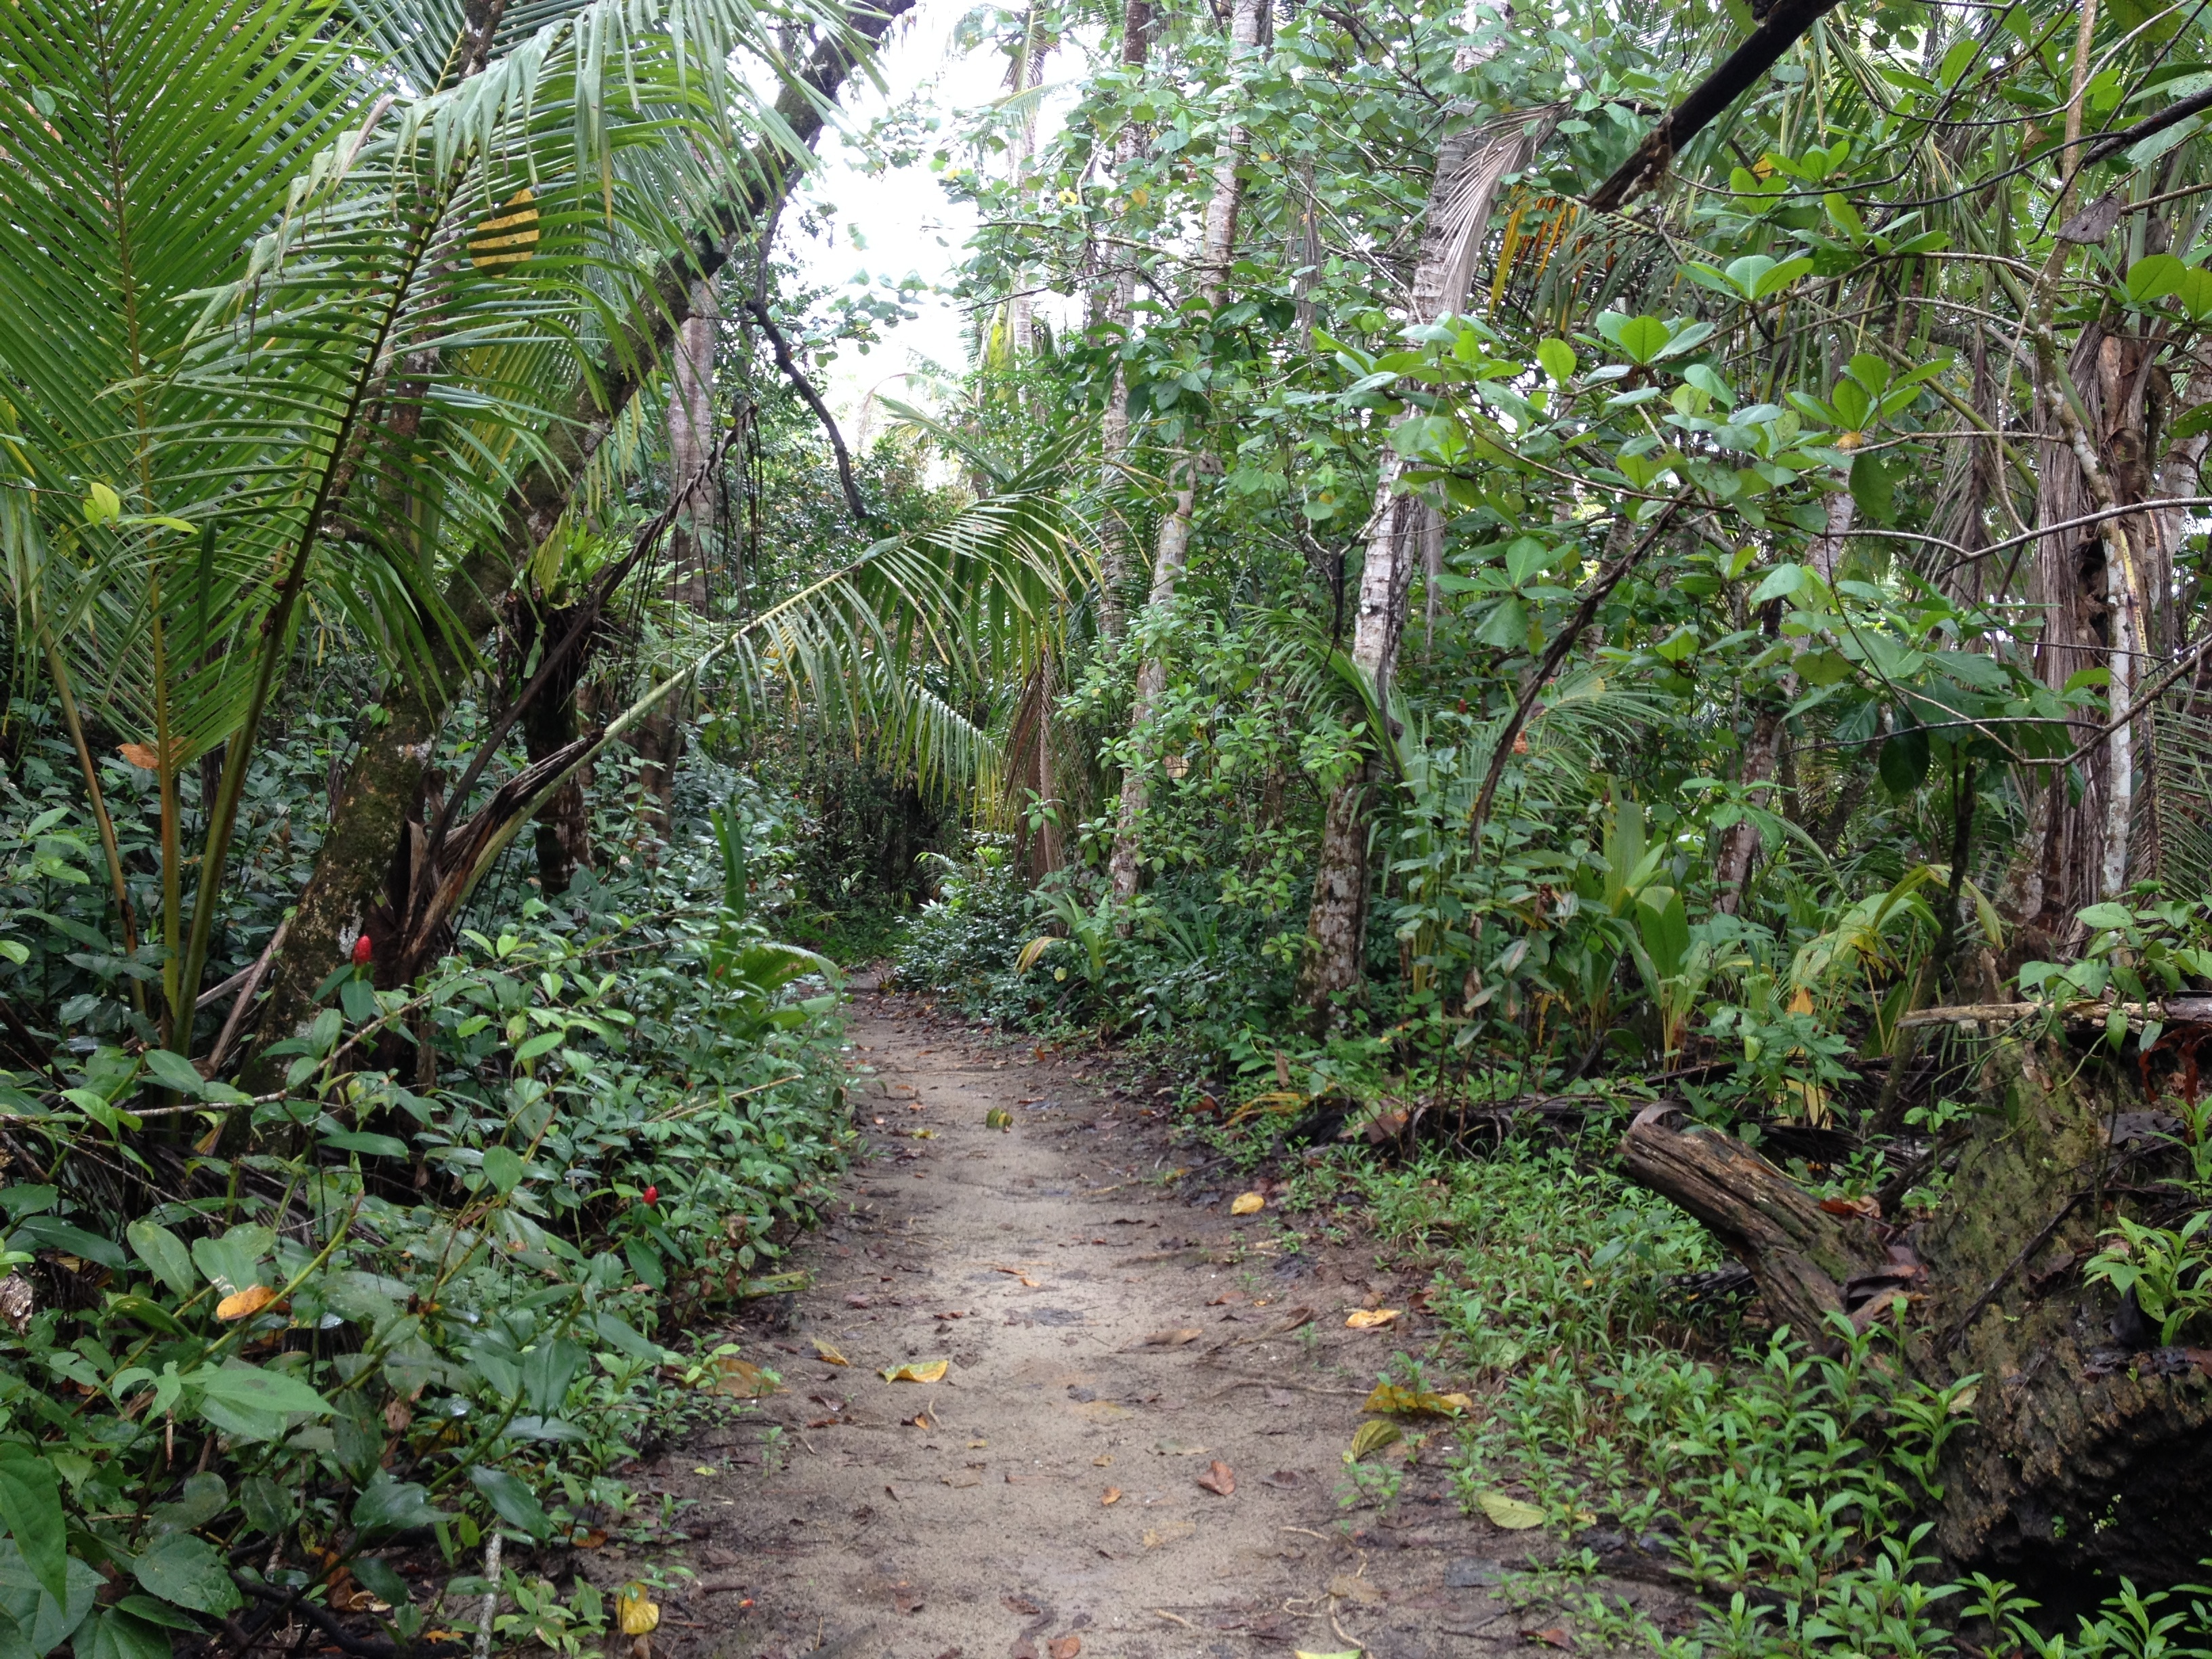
[813,1338,851,1366]
[1230,1192,1265,1216]
[1478,1491,1547,1530]
[1819,1194,1882,1220]
[1206,1292,1244,1307]
[1347,1420,1402,1462]
[709,1356,779,1397]
[1345,1308,1400,1329]
[1195,1460,1235,1497]
[216,1284,276,1322]
[1048,1639,1081,1659]
[881,1359,949,1383]
[1363,1382,1475,1416]
[891,1582,922,1614]
[846,1294,873,1309]
[1139,1328,1202,1347]
[1261,1469,1300,1488]
[690,1465,719,1477]
[1294,1652,1362,1659]
[615,1585,659,1637]
[1101,1487,1122,1505]
[1523,1627,1570,1649]
[1327,1574,1384,1605]
[1141,1521,1196,1549]
[905,1411,934,1429]
[1003,1597,1042,1616]
[1092,1454,1112,1466]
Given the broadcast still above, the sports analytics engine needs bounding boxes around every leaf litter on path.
[1344,1307,1399,1329]
[881,1359,948,1382]
[1195,1459,1235,1496]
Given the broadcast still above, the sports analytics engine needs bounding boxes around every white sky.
[782,1,1082,430]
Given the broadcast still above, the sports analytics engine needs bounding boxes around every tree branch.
[1586,0,1846,212]
[743,298,876,528]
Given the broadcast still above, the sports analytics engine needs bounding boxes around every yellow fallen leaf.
[1362,1382,1475,1416]
[216,1284,276,1322]
[1101,1486,1121,1505]
[1345,1308,1399,1329]
[1141,1520,1195,1549]
[813,1338,851,1366]
[1346,1419,1401,1462]
[690,1466,718,1477]
[881,1359,949,1383]
[1230,1192,1265,1216]
[1477,1491,1546,1530]
[615,1584,659,1636]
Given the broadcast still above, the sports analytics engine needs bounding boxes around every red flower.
[640,1185,658,1205]
[352,934,374,966]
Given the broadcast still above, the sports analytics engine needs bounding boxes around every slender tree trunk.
[1102,0,1261,905]
[1097,0,1154,639]
[1296,88,1557,1017]
[249,3,910,1061]
[636,280,722,836]
[1007,14,1049,360]
[1107,468,1195,905]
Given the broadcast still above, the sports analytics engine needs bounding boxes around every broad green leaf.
[470,1467,552,1539]
[11,1217,125,1271]
[126,1222,195,1299]
[1795,649,1856,687]
[190,1227,272,1297]
[351,1471,449,1538]
[2077,902,2138,931]
[1749,563,1807,603]
[1535,337,1576,384]
[1614,316,1671,364]
[0,1540,100,1658]
[79,1606,178,1659]
[129,1534,239,1618]
[138,1050,207,1099]
[1682,363,1735,408]
[321,1130,410,1158]
[0,1449,66,1606]
[1878,726,1931,794]
[1849,453,1896,524]
[1750,255,1814,300]
[1477,1492,1547,1530]
[1830,379,1872,430]
[2126,253,2188,303]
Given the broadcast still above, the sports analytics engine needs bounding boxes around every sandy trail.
[606,987,1554,1658]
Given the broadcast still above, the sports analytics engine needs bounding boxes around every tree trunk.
[636,280,722,837]
[1096,0,1153,638]
[1101,0,1258,903]
[1624,1030,2212,1591]
[1006,14,1049,360]
[1107,468,1195,906]
[249,1,909,1061]
[1296,95,1557,1017]
[514,597,596,895]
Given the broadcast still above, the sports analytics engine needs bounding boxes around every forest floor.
[563,986,1685,1659]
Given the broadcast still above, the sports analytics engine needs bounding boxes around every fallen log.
[1622,1040,2212,1591]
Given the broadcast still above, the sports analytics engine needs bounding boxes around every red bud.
[352,934,374,966]
[640,1185,658,1205]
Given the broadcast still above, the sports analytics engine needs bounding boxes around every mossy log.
[1622,1040,2212,1590]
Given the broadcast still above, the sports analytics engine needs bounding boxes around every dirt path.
[615,988,1555,1658]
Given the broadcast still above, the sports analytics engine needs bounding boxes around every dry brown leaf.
[1101,1486,1121,1505]
[1229,1192,1265,1216]
[1326,1574,1384,1606]
[942,1472,981,1489]
[709,1357,779,1397]
[1523,1628,1570,1649]
[1140,1521,1195,1550]
[1344,1307,1399,1329]
[216,1284,276,1322]
[117,743,161,771]
[880,1359,949,1383]
[1092,1454,1112,1466]
[1048,1638,1082,1659]
[812,1338,851,1366]
[1139,1328,1202,1347]
[1195,1460,1235,1497]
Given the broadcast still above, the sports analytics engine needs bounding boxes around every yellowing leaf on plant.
[812,1338,851,1366]
[1477,1491,1546,1530]
[1363,1382,1474,1416]
[1346,1419,1401,1462]
[1230,1192,1265,1216]
[1345,1307,1399,1329]
[1015,937,1059,973]
[468,188,540,272]
[615,1585,659,1636]
[216,1284,276,1321]
[881,1359,949,1384]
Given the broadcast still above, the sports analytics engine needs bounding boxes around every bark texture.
[1296,96,1557,1014]
[252,1,912,1059]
